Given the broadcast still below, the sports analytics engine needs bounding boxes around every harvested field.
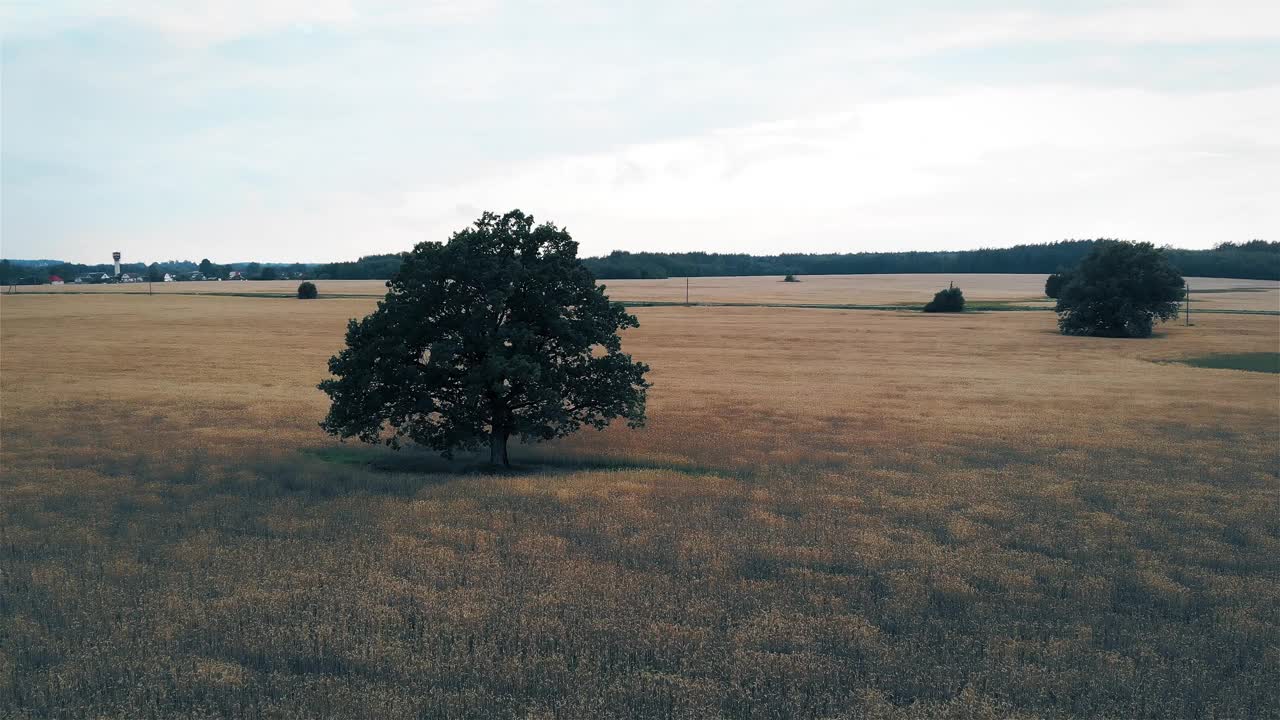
[15,274,1280,313]
[1,280,1277,719]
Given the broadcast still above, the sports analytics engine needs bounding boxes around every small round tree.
[319,210,650,467]
[297,281,318,299]
[1055,241,1183,338]
[783,273,799,283]
[924,284,965,312]
[1044,272,1067,299]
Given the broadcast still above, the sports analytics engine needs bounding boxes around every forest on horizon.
[4,239,1277,283]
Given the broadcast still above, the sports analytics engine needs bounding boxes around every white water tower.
[112,251,121,278]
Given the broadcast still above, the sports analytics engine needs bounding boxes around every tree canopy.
[319,210,650,466]
[1044,272,1067,298]
[1054,241,1184,338]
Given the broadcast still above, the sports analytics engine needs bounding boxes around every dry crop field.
[18,273,1280,313]
[1,277,1278,719]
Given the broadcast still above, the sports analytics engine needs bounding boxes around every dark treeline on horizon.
[4,240,1277,284]
[306,239,1277,282]
[312,254,404,280]
[581,240,1280,281]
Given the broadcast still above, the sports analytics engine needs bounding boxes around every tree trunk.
[489,427,509,467]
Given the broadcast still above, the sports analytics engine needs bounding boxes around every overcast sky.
[2,1,1278,263]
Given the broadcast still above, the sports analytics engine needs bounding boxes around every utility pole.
[686,277,690,306]
[1185,281,1191,326]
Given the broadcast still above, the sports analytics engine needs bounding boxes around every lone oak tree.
[1054,240,1184,338]
[319,210,650,466]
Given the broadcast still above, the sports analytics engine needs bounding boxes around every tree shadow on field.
[1036,327,1174,339]
[303,444,477,475]
[301,443,752,481]
[516,448,756,479]
[235,451,459,499]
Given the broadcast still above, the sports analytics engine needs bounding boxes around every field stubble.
[1,285,1278,719]
[15,273,1280,312]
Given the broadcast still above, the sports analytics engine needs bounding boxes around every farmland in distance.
[17,273,1280,312]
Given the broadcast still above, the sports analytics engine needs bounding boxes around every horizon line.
[4,238,1268,267]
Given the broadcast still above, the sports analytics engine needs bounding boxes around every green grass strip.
[1168,352,1280,374]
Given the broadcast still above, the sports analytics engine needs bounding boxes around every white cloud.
[1,0,494,45]
[82,84,1270,262]
[3,1,1277,262]
[860,1,1280,61]
[7,1,1279,49]
[1052,1,1280,45]
[386,85,1280,255]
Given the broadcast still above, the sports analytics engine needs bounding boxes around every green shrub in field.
[1173,352,1280,374]
[924,285,965,312]
[297,281,318,299]
[783,274,799,282]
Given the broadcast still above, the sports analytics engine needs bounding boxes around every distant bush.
[783,274,799,283]
[297,281,318,299]
[1044,272,1068,298]
[924,285,965,312]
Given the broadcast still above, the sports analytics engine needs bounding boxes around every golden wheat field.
[17,273,1280,312]
[1,276,1278,719]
